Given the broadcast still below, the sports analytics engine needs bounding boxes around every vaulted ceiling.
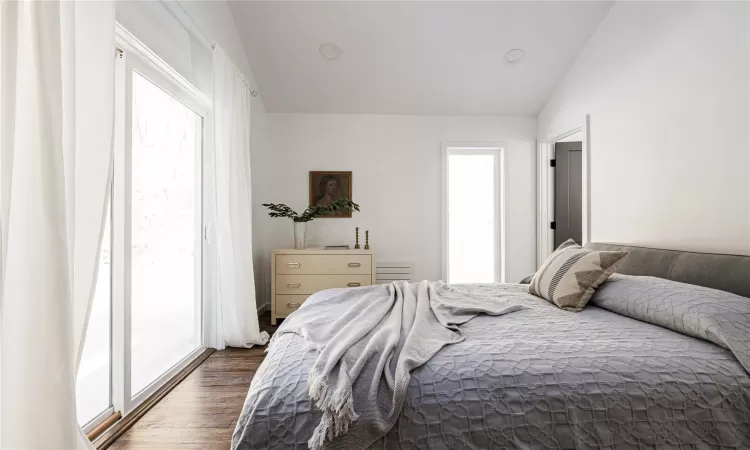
[230,1,612,116]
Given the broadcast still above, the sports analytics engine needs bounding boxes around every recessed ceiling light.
[319,42,343,60]
[503,48,526,65]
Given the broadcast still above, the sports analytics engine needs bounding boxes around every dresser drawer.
[276,274,372,295]
[275,295,309,316]
[276,254,372,275]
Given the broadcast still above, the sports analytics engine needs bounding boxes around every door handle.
[348,262,361,267]
[287,283,301,288]
[287,302,301,308]
[347,282,361,287]
[287,262,300,268]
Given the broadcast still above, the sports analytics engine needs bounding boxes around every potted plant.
[262,199,360,249]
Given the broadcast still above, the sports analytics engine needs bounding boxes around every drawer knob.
[287,302,301,308]
[287,262,300,268]
[287,283,301,288]
[347,282,361,287]
[348,262,361,267]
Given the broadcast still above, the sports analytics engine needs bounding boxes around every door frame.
[441,143,507,283]
[536,115,591,267]
[111,24,212,418]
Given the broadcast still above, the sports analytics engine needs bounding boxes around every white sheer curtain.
[0,1,115,449]
[212,45,268,349]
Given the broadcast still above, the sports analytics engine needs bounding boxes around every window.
[443,146,504,284]
[130,71,202,396]
[76,197,112,426]
[76,37,210,432]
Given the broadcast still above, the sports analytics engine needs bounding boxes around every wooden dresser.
[271,248,376,325]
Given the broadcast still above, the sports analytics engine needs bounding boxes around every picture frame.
[309,171,353,218]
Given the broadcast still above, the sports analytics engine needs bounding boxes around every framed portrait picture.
[309,171,353,218]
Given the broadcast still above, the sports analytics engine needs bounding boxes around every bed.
[233,243,750,449]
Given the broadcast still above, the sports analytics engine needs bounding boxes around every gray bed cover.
[234,244,750,449]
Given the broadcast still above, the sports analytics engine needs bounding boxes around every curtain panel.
[0,1,115,448]
[212,45,268,349]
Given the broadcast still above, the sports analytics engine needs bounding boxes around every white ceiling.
[229,1,613,116]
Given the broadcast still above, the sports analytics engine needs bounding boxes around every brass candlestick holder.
[354,227,360,249]
[364,230,370,250]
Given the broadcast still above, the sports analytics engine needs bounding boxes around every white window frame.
[441,144,506,284]
[79,25,214,425]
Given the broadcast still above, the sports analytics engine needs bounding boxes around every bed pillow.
[518,274,535,284]
[591,274,750,372]
[529,239,627,311]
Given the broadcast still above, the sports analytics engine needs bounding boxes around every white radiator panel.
[376,262,413,284]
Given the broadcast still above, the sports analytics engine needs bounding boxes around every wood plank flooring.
[108,312,277,450]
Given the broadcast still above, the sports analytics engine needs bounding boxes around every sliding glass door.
[130,71,202,396]
[77,43,209,432]
[77,200,113,426]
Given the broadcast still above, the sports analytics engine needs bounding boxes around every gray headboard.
[585,242,750,299]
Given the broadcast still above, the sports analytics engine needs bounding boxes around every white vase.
[293,221,307,250]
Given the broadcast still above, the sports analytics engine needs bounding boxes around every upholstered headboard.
[585,242,750,299]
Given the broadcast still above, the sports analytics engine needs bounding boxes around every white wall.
[538,1,750,254]
[180,1,275,310]
[261,114,537,300]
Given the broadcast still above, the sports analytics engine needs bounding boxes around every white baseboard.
[257,303,270,315]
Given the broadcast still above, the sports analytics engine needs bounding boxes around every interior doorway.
[536,115,591,267]
[553,140,583,247]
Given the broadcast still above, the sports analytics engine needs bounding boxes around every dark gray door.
[554,141,582,247]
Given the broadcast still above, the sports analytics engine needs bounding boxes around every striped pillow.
[529,239,628,311]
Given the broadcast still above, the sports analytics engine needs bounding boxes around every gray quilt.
[259,281,526,449]
[233,279,750,449]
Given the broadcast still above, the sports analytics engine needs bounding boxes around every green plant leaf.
[265,199,360,222]
[261,203,300,220]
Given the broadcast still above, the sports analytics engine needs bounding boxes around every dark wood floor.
[109,312,277,450]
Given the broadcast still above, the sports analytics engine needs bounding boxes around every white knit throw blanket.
[270,280,527,450]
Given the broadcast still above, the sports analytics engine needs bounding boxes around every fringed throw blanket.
[270,280,527,450]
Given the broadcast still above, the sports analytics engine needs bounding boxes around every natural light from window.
[130,72,201,396]
[76,203,111,425]
[446,151,499,284]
